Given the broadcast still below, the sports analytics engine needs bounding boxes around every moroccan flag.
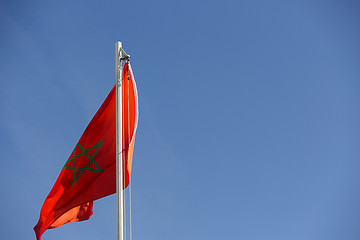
[34,62,138,240]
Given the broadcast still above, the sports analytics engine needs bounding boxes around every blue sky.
[1,0,360,239]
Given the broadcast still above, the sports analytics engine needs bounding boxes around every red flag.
[34,62,138,240]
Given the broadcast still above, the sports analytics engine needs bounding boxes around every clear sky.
[1,0,360,239]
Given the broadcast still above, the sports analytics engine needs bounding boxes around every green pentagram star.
[63,140,103,185]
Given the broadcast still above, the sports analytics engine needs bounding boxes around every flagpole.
[116,41,124,240]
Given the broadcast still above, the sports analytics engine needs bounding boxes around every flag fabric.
[34,62,138,240]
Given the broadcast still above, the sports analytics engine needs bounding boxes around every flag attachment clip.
[119,47,130,61]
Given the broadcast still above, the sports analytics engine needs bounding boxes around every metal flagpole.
[116,41,124,240]
[116,41,130,240]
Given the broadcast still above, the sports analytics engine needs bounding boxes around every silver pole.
[116,41,124,240]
